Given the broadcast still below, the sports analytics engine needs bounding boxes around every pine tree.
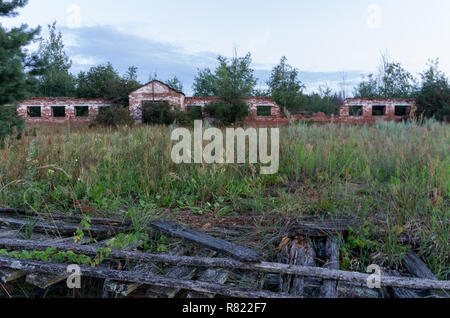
[0,0,40,105]
[37,22,76,97]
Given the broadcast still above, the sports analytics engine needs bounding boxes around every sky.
[2,0,450,95]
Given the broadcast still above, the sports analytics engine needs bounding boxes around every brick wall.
[337,98,416,124]
[17,98,112,124]
[129,80,185,123]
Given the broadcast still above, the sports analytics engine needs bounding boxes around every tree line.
[354,54,449,121]
[1,0,448,132]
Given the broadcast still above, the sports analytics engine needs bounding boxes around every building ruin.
[15,81,416,125]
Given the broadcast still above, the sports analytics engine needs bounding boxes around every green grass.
[0,120,448,278]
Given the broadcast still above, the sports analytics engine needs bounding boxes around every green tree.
[267,56,305,112]
[165,76,183,93]
[355,55,416,98]
[36,22,76,97]
[193,52,255,124]
[76,63,141,106]
[415,59,450,121]
[193,52,257,100]
[0,0,40,105]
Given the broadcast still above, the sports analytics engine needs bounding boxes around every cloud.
[62,25,365,95]
[62,25,218,93]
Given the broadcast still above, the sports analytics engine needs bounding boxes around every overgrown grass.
[0,120,448,278]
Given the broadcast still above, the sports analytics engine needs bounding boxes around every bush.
[204,99,249,126]
[173,110,195,127]
[92,105,134,127]
[0,106,25,146]
[142,101,175,125]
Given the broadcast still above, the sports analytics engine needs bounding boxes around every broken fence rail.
[0,208,130,226]
[0,256,289,298]
[0,239,448,291]
[150,221,264,263]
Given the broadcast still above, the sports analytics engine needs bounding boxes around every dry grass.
[0,120,448,278]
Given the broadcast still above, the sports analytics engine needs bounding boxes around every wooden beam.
[105,246,186,298]
[186,268,229,298]
[0,216,120,237]
[385,269,422,298]
[150,221,263,263]
[320,236,339,298]
[147,249,215,298]
[0,239,449,290]
[403,251,437,280]
[0,267,25,283]
[0,256,290,298]
[288,239,316,297]
[0,208,130,226]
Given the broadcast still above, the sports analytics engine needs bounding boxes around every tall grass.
[0,120,448,277]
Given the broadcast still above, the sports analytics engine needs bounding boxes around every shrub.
[0,106,25,146]
[92,105,134,127]
[204,99,249,126]
[142,101,175,125]
[173,110,195,127]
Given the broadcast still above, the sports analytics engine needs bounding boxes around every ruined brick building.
[15,80,415,125]
[129,80,282,124]
[337,98,416,124]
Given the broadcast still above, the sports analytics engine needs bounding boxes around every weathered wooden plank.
[105,246,185,298]
[403,251,437,280]
[0,208,130,226]
[402,251,443,298]
[0,256,291,298]
[25,273,66,289]
[320,236,339,298]
[150,221,263,263]
[337,281,382,298]
[286,219,355,237]
[147,249,215,298]
[291,239,316,297]
[0,228,19,239]
[25,237,103,290]
[186,268,230,298]
[385,269,422,298]
[0,267,25,283]
[0,239,449,290]
[0,216,119,237]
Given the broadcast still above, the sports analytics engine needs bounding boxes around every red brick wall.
[18,98,112,124]
[337,98,415,124]
[129,81,185,123]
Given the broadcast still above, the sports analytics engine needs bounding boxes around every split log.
[186,268,229,298]
[337,281,382,298]
[0,208,130,226]
[402,251,442,298]
[200,228,241,237]
[320,236,339,298]
[150,221,263,263]
[105,246,186,298]
[0,228,19,239]
[402,251,437,280]
[25,237,104,290]
[0,256,290,298]
[288,239,316,297]
[0,216,119,237]
[25,273,66,289]
[0,239,449,290]
[147,249,215,298]
[0,267,25,283]
[385,269,422,298]
[286,219,355,237]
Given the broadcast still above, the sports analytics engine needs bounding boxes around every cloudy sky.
[2,0,450,94]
